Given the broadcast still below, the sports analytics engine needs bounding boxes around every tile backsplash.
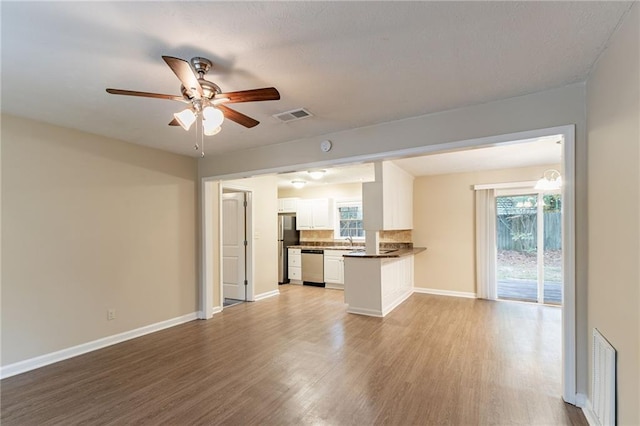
[379,230,413,243]
[300,230,334,242]
[300,229,412,243]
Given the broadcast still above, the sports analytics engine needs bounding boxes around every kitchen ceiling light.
[534,169,562,190]
[291,180,306,189]
[174,108,197,131]
[308,170,326,180]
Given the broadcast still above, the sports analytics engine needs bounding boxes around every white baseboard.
[382,289,413,316]
[253,289,280,301]
[413,287,477,299]
[574,393,587,408]
[1,312,199,379]
[580,398,599,426]
[197,307,222,319]
[346,306,383,317]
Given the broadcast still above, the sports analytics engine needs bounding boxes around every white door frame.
[198,124,576,404]
[222,191,248,302]
[199,181,254,318]
[220,185,254,307]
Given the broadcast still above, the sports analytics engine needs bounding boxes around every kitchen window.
[336,201,364,239]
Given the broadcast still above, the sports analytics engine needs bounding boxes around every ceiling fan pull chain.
[201,123,205,158]
[194,115,199,151]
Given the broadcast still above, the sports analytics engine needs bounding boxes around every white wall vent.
[591,328,616,426]
[273,108,313,123]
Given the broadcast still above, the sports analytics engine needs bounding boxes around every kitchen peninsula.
[343,247,426,317]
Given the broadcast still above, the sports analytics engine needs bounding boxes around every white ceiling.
[1,2,632,157]
[277,163,376,190]
[276,135,562,189]
[393,135,563,177]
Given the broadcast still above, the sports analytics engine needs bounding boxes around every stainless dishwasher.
[301,249,324,287]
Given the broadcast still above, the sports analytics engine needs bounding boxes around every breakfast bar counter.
[343,247,426,317]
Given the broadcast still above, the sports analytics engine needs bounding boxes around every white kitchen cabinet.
[278,198,299,213]
[344,254,415,317]
[363,161,413,230]
[296,198,335,230]
[288,248,302,284]
[323,249,345,289]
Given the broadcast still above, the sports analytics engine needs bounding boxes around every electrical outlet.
[107,309,116,321]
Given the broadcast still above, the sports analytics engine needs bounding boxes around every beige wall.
[1,115,198,365]
[224,175,279,297]
[586,4,639,424]
[413,165,559,293]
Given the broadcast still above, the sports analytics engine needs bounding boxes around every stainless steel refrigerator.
[278,214,300,284]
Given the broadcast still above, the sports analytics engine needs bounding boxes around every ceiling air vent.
[273,108,313,123]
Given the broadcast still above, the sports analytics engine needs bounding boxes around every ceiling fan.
[106,56,280,137]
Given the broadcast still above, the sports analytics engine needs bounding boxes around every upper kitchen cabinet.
[278,198,299,213]
[296,198,335,230]
[363,161,414,230]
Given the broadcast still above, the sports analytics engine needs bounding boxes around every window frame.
[334,199,365,241]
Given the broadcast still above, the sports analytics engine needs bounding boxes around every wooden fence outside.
[497,211,562,251]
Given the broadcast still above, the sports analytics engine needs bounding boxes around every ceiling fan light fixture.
[291,180,306,189]
[203,106,224,128]
[174,108,196,131]
[204,125,222,136]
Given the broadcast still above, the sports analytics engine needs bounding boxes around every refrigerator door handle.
[277,216,284,240]
[278,240,285,283]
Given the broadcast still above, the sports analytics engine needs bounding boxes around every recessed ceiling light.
[308,170,326,180]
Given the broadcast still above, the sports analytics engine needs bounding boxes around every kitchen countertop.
[288,245,365,251]
[342,247,426,259]
[288,245,426,258]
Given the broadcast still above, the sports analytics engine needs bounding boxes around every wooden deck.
[498,279,563,304]
[1,285,583,425]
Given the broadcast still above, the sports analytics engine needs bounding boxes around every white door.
[222,192,246,301]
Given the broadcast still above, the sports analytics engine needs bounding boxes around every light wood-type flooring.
[1,285,586,425]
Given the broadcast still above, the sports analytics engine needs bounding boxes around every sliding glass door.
[496,191,562,305]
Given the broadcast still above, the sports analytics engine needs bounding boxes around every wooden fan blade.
[162,56,203,99]
[214,87,280,104]
[168,118,179,126]
[218,105,259,128]
[106,88,185,102]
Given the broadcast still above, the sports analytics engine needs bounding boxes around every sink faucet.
[345,236,353,246]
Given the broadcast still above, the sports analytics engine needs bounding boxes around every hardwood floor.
[1,285,586,425]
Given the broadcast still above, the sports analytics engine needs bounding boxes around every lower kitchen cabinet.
[344,254,415,317]
[288,248,302,284]
[323,250,345,289]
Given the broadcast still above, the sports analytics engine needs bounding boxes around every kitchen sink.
[349,249,397,254]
